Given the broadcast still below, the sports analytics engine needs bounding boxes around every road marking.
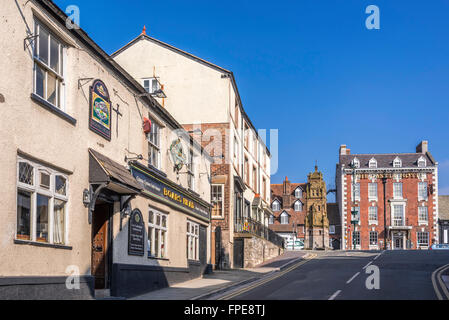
[432,263,449,300]
[218,254,317,300]
[329,290,341,300]
[373,252,382,260]
[362,261,373,270]
[346,272,360,284]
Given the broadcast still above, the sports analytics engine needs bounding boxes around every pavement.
[131,250,307,300]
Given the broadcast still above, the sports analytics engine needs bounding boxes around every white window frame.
[393,157,402,168]
[329,225,336,234]
[417,232,429,247]
[392,204,405,227]
[418,182,428,201]
[352,158,360,168]
[369,158,377,169]
[295,187,302,199]
[269,215,274,225]
[33,20,65,110]
[417,156,426,168]
[148,209,168,259]
[187,220,199,261]
[294,200,302,212]
[142,77,160,94]
[368,183,378,201]
[393,182,403,199]
[147,118,161,169]
[211,184,224,218]
[280,212,289,225]
[418,206,428,225]
[368,206,378,225]
[272,200,280,211]
[353,183,360,201]
[16,157,69,245]
[353,231,361,247]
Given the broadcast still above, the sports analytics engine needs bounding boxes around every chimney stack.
[416,140,428,154]
[340,145,348,155]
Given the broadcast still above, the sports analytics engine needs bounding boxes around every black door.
[199,225,207,265]
[215,227,222,269]
[233,239,244,268]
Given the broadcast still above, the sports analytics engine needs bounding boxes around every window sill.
[148,256,169,261]
[369,221,378,225]
[211,216,225,220]
[418,222,428,226]
[30,93,76,126]
[14,239,72,250]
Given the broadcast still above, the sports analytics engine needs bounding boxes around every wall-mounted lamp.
[82,188,91,207]
[124,154,143,162]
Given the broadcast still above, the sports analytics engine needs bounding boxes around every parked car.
[285,240,304,250]
[429,244,449,250]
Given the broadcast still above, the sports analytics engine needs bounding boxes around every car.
[285,240,304,250]
[429,244,449,250]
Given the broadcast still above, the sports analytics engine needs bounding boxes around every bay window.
[16,157,68,244]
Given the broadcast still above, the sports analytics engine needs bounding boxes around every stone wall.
[243,237,284,268]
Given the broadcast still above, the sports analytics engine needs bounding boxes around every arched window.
[295,187,302,199]
[294,201,302,212]
[280,212,289,224]
[272,200,280,211]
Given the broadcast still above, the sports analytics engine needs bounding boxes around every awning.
[89,148,142,195]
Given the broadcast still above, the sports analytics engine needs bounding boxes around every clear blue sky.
[54,0,449,199]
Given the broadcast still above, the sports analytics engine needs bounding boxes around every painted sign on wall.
[89,79,111,141]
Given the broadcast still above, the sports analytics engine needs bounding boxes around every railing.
[234,217,285,248]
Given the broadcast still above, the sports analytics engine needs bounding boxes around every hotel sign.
[130,164,210,222]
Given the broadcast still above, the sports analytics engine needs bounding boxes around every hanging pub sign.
[169,138,187,172]
[89,79,112,141]
[128,209,145,256]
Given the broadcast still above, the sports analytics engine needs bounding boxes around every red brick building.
[336,141,439,250]
[270,178,307,243]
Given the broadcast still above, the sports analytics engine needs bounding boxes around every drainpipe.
[382,177,387,250]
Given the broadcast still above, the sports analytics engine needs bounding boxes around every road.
[220,250,449,300]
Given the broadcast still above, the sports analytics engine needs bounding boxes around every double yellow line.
[432,263,449,300]
[219,254,317,300]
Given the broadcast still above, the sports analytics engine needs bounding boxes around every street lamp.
[350,162,359,250]
[351,209,359,250]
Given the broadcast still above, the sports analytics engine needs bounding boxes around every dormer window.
[369,158,377,169]
[393,157,402,168]
[352,158,360,168]
[280,211,289,224]
[272,200,280,211]
[294,187,302,199]
[294,201,303,212]
[418,157,426,168]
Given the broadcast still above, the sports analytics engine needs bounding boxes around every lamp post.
[350,162,359,250]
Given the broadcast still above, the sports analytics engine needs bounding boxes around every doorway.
[91,203,113,289]
[393,233,403,250]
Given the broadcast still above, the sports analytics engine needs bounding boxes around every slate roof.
[339,153,435,169]
[439,196,449,220]
[89,148,142,191]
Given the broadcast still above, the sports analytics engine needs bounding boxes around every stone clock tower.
[305,166,330,249]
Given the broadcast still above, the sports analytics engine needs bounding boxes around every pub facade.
[0,0,212,299]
